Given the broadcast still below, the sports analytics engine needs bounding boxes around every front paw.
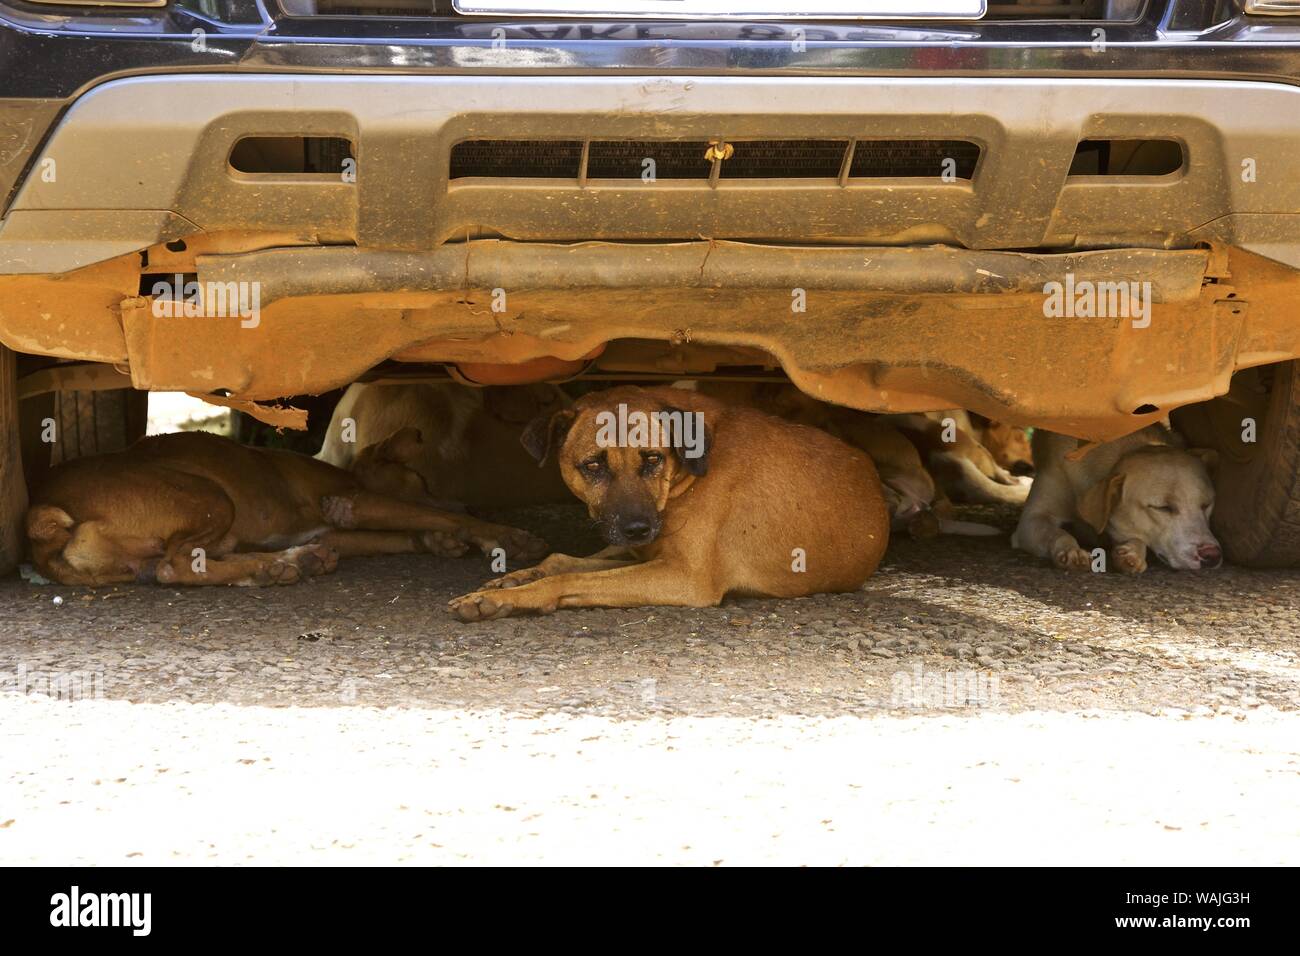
[480,566,547,590]
[1052,543,1093,572]
[1112,540,1148,575]
[448,590,517,622]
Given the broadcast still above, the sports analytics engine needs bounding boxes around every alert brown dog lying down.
[26,430,547,587]
[448,385,889,621]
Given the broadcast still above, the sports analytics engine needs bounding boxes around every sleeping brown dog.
[448,385,889,621]
[26,430,546,587]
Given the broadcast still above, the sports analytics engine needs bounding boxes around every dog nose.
[895,500,923,520]
[1197,543,1223,569]
[620,519,654,543]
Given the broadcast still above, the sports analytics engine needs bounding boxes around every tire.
[48,387,148,465]
[0,344,28,576]
[1171,361,1300,567]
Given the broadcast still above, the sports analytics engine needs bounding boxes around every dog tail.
[939,454,1033,506]
[937,517,1003,537]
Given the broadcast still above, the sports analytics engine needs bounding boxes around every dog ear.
[521,409,576,466]
[1186,447,1220,476]
[26,504,75,544]
[666,406,711,477]
[1077,472,1125,534]
[371,427,424,464]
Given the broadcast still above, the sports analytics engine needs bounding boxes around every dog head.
[983,422,1035,476]
[26,506,154,585]
[1077,446,1222,570]
[522,387,712,548]
[350,427,435,504]
[878,470,936,530]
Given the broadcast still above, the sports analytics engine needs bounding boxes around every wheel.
[0,344,28,576]
[48,387,148,465]
[1171,361,1300,567]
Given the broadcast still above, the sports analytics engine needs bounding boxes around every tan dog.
[695,382,996,537]
[27,430,546,587]
[319,382,570,508]
[448,385,889,621]
[1012,426,1221,573]
[886,413,1032,507]
[968,414,1034,476]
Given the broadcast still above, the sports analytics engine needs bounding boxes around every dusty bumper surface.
[1,507,1297,864]
[6,74,1300,270]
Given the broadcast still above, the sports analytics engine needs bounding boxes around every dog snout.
[894,499,923,521]
[618,518,656,544]
[1196,542,1223,569]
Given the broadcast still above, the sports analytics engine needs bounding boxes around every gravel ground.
[2,504,1298,864]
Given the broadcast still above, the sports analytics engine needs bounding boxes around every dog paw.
[320,495,357,529]
[291,543,339,578]
[253,559,303,587]
[1112,541,1148,575]
[447,590,517,622]
[1052,545,1093,572]
[418,530,470,558]
[480,566,547,590]
[469,525,549,564]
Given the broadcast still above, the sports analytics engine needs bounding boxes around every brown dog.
[318,382,571,509]
[694,382,998,538]
[26,430,547,587]
[448,385,889,621]
[970,416,1034,477]
[884,413,1032,507]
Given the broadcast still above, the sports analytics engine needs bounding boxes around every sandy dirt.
[2,504,1298,864]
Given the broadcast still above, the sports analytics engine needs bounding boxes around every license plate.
[453,1,987,19]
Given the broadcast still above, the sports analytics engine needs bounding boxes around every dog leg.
[449,559,720,621]
[1013,512,1092,571]
[154,543,338,586]
[939,453,1032,505]
[315,529,469,559]
[1111,539,1149,575]
[477,546,636,590]
[319,490,546,561]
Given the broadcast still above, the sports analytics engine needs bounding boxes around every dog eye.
[1149,503,1177,514]
[642,453,664,466]
[580,457,605,476]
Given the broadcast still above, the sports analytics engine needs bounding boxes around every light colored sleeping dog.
[1012,426,1221,573]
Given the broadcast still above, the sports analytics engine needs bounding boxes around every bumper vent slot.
[228,136,354,175]
[849,140,979,179]
[587,141,715,179]
[450,138,981,183]
[448,139,585,179]
[1068,139,1185,176]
